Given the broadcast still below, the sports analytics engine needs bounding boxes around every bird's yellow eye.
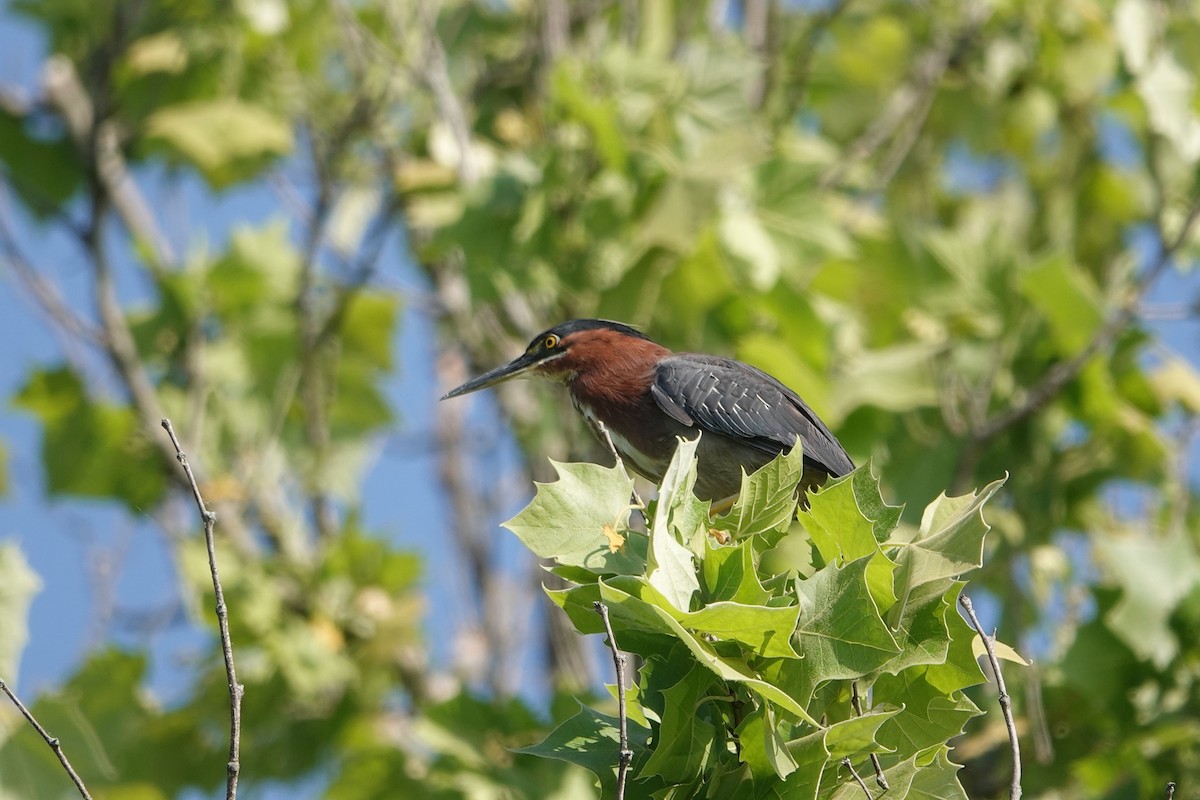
[543,334,560,349]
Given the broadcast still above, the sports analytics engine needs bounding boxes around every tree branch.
[594,601,632,800]
[960,594,1021,800]
[0,677,93,800]
[42,56,175,270]
[162,419,244,800]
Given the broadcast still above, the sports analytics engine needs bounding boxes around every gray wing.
[650,353,854,477]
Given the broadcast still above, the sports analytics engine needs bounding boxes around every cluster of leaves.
[2,0,1200,797]
[504,437,1004,797]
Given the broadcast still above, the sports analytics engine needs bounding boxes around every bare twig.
[594,601,633,800]
[0,677,93,799]
[960,594,1021,800]
[851,682,888,790]
[841,757,873,799]
[161,419,243,800]
[1166,781,1176,800]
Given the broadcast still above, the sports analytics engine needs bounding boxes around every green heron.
[442,319,854,506]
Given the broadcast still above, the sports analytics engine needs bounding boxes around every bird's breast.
[573,397,671,482]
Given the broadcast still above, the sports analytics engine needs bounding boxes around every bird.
[441,319,854,509]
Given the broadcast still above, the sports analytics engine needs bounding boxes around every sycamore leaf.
[800,465,901,612]
[971,635,1031,667]
[823,709,900,758]
[713,437,806,540]
[503,460,644,574]
[737,704,798,781]
[906,746,970,800]
[890,477,1006,615]
[781,728,829,800]
[874,668,982,754]
[793,557,900,682]
[800,465,902,562]
[598,580,821,726]
[703,538,772,605]
[610,576,800,658]
[517,704,652,797]
[640,665,719,782]
[144,99,293,186]
[647,437,703,611]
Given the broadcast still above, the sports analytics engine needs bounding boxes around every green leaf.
[780,729,829,800]
[598,580,821,726]
[13,368,166,511]
[647,437,703,610]
[503,460,645,574]
[0,108,83,213]
[823,708,899,759]
[676,601,801,660]
[1018,253,1105,353]
[144,99,294,186]
[517,704,652,797]
[0,543,41,684]
[889,477,1006,617]
[906,746,969,800]
[702,538,772,606]
[713,438,806,539]
[737,704,798,781]
[1096,526,1200,667]
[339,293,400,371]
[801,466,903,561]
[799,466,901,611]
[641,665,718,782]
[874,669,981,755]
[793,557,900,683]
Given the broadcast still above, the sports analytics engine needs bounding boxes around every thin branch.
[971,199,1200,444]
[850,682,888,790]
[820,3,986,191]
[0,677,93,799]
[42,56,176,269]
[1166,781,1176,800]
[0,186,105,345]
[594,601,632,800]
[404,0,480,186]
[960,594,1021,800]
[840,757,873,799]
[162,418,244,800]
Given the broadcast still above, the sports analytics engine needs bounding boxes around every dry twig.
[594,601,633,800]
[0,677,93,799]
[850,681,888,790]
[162,419,244,800]
[960,594,1021,800]
[841,757,873,799]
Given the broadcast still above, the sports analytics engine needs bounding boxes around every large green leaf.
[646,436,703,611]
[13,368,166,511]
[793,557,900,683]
[713,438,807,540]
[503,460,645,574]
[640,665,719,783]
[144,99,293,186]
[889,477,1006,618]
[517,704,652,797]
[598,580,820,726]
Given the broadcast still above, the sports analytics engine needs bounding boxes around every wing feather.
[651,354,854,477]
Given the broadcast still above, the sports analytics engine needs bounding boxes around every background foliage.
[1,0,1199,797]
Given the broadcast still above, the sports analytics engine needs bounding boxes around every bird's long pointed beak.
[440,352,542,400]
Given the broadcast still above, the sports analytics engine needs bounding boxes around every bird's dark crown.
[527,319,651,350]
